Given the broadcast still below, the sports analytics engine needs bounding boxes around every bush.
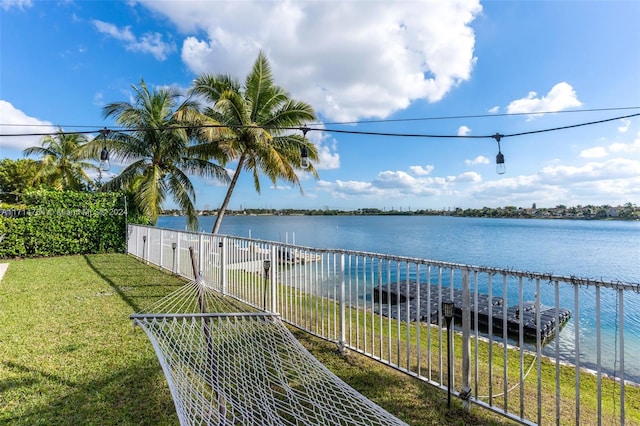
[0,190,147,257]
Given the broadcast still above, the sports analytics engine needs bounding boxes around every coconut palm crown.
[23,128,97,191]
[82,80,230,230]
[189,51,318,234]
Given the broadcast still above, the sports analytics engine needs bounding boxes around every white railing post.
[270,244,277,313]
[176,236,181,276]
[198,234,204,277]
[339,253,346,353]
[159,230,164,269]
[461,269,471,409]
[143,231,148,264]
[619,289,625,425]
[219,237,227,295]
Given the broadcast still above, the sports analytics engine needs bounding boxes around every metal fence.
[127,224,639,425]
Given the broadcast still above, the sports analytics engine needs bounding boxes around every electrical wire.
[1,105,638,131]
[317,106,640,126]
[1,111,639,141]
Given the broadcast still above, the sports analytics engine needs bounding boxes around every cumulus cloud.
[409,165,434,176]
[465,155,490,166]
[538,158,640,184]
[92,19,176,60]
[140,0,482,121]
[0,100,56,150]
[315,165,485,201]
[457,125,471,136]
[578,132,640,159]
[488,106,500,114]
[609,133,640,153]
[506,82,582,117]
[580,147,608,159]
[0,0,31,10]
[618,118,631,133]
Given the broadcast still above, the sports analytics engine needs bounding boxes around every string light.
[2,110,639,176]
[492,133,506,174]
[98,127,110,172]
[300,126,310,169]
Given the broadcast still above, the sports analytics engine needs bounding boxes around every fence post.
[461,268,472,409]
[270,244,277,313]
[159,230,164,269]
[339,253,346,353]
[219,237,227,296]
[198,234,205,279]
[143,232,148,264]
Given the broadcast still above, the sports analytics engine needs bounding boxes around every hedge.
[0,190,147,257]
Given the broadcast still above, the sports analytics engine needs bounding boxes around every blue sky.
[1,0,639,212]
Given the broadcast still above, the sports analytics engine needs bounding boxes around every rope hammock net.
[131,276,408,426]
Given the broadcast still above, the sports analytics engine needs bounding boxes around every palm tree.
[190,51,318,234]
[23,128,96,191]
[80,80,230,230]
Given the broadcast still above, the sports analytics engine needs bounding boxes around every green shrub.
[0,190,148,257]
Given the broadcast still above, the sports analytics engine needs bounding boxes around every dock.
[373,282,571,342]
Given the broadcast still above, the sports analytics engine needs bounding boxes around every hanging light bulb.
[300,146,310,169]
[493,133,506,174]
[98,128,110,172]
[496,151,506,174]
[300,126,310,169]
[99,146,110,171]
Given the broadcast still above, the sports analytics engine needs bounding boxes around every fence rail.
[127,224,639,425]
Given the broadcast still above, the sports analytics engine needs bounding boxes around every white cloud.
[618,118,631,133]
[488,106,500,114]
[0,100,56,151]
[537,158,640,184]
[308,131,340,170]
[409,165,434,176]
[140,0,482,121]
[457,125,471,136]
[315,165,485,201]
[506,82,583,117]
[456,171,482,182]
[0,0,31,10]
[580,147,608,159]
[609,133,640,154]
[92,19,176,61]
[465,155,489,166]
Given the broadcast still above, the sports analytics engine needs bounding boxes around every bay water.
[156,215,640,382]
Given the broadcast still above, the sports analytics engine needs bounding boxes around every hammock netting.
[131,279,407,426]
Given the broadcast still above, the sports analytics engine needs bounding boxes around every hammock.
[131,278,408,426]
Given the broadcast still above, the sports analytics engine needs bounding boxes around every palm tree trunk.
[212,154,245,234]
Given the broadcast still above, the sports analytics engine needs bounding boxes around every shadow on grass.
[82,254,143,312]
[81,254,185,313]
[1,358,177,426]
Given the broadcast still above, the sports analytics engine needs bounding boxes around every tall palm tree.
[190,51,318,234]
[23,128,96,191]
[80,80,230,230]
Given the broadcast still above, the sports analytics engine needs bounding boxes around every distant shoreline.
[161,204,639,221]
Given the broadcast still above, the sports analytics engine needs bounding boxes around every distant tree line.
[161,203,640,221]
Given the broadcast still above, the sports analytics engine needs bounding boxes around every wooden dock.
[373,282,571,342]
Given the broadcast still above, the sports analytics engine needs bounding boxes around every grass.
[0,253,515,425]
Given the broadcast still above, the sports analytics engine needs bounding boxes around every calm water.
[156,215,640,381]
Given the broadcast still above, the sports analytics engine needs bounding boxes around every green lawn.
[0,253,516,425]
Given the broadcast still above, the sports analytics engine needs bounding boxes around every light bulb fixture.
[300,126,310,169]
[493,133,506,175]
[98,127,110,172]
[300,146,309,169]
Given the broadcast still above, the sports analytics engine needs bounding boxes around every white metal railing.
[127,224,640,425]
